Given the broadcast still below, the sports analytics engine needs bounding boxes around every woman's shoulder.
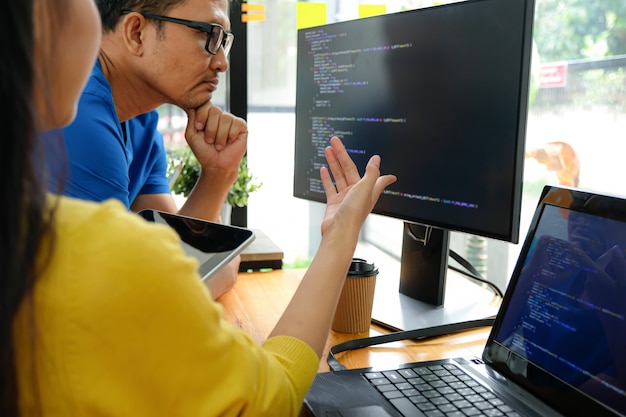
[48,195,206,311]
[55,196,174,238]
[52,196,189,269]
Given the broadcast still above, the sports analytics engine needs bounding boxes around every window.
[162,1,626,286]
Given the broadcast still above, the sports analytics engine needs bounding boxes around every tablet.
[138,209,255,281]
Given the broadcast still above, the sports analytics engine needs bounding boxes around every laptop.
[138,209,255,281]
[302,185,626,417]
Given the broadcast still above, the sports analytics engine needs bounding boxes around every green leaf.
[227,156,263,207]
[166,150,262,203]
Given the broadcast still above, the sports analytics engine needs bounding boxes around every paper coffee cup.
[332,258,379,333]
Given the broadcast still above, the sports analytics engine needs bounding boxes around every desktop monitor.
[293,0,535,331]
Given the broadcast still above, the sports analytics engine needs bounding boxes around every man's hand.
[185,103,248,175]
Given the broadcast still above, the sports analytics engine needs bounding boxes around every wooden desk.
[219,268,494,373]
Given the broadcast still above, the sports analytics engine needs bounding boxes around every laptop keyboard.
[363,363,523,417]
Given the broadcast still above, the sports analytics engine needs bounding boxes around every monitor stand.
[371,268,500,332]
[370,223,500,332]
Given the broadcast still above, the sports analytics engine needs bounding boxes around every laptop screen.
[485,186,626,415]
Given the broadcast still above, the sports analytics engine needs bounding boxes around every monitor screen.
[293,0,535,331]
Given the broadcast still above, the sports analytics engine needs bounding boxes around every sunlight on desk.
[220,269,495,373]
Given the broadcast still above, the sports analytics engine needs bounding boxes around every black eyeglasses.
[121,10,234,56]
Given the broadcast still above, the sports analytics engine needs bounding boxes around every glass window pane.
[161,0,626,283]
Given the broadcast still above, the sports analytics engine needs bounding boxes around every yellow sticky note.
[358,4,386,18]
[296,2,327,30]
[242,13,265,22]
[242,3,265,12]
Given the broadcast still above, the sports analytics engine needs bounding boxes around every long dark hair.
[0,0,61,415]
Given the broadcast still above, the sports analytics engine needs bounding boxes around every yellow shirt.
[14,196,318,416]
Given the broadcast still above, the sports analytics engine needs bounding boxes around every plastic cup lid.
[347,258,379,277]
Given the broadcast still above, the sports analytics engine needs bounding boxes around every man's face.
[144,0,231,110]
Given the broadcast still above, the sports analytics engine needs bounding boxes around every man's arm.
[131,192,179,214]
[132,104,247,221]
[129,108,244,300]
[131,105,248,298]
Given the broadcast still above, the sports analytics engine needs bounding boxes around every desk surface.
[219,268,494,373]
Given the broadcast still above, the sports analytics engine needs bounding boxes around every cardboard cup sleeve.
[332,258,379,334]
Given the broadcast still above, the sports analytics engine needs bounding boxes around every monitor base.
[371,268,501,333]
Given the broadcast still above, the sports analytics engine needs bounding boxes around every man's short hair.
[96,0,186,31]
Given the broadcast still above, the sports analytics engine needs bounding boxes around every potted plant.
[166,146,199,197]
[227,155,262,227]
[166,148,262,226]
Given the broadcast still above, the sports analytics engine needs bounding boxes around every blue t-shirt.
[44,60,170,209]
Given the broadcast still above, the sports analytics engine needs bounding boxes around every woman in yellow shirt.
[4,0,396,416]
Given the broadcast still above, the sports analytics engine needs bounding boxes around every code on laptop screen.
[495,204,626,412]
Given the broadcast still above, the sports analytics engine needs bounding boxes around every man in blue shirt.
[47,73,168,208]
[45,0,247,299]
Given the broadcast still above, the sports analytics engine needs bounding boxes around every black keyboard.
[363,363,523,417]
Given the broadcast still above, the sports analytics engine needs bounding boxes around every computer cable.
[326,317,496,372]
[449,249,504,298]
[403,224,504,298]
